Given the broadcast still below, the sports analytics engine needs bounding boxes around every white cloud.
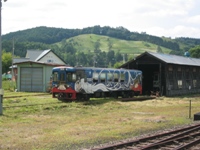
[186,15,200,24]
[1,0,200,38]
[144,25,200,39]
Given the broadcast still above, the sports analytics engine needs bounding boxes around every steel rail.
[91,124,200,150]
[140,131,200,150]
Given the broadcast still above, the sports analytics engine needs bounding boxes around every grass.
[0,90,200,150]
[55,34,172,55]
[2,80,16,92]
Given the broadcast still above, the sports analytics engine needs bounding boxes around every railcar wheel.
[76,94,90,101]
[129,91,134,98]
[113,92,118,99]
[84,94,90,101]
[134,92,139,96]
[58,92,65,101]
[76,94,83,101]
[122,92,129,98]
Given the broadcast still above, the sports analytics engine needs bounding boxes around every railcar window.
[76,70,86,81]
[72,73,76,81]
[114,73,119,82]
[67,73,72,82]
[67,73,76,82]
[120,73,125,82]
[60,73,65,82]
[131,72,136,79]
[100,73,106,82]
[93,72,98,82]
[53,72,59,81]
[107,73,113,82]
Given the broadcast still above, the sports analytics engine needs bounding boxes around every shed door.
[20,67,43,92]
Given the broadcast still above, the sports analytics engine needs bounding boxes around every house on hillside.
[13,49,67,92]
[120,51,200,96]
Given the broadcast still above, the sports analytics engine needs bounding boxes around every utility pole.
[12,37,14,81]
[0,0,7,115]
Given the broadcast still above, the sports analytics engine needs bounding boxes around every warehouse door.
[20,67,43,92]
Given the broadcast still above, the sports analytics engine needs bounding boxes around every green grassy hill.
[55,34,172,56]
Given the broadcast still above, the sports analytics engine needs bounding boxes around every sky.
[2,0,200,38]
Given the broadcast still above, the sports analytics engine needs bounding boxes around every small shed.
[120,51,200,96]
[13,49,67,92]
[14,61,64,92]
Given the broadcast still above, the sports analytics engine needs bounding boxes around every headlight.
[134,83,138,88]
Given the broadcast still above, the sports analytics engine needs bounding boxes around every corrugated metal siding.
[20,67,43,92]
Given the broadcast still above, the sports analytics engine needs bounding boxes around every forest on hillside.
[2,25,200,71]
[3,26,182,51]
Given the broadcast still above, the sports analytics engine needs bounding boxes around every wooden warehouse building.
[120,51,200,96]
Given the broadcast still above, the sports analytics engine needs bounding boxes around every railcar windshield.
[52,68,77,83]
[52,71,65,82]
[52,71,59,82]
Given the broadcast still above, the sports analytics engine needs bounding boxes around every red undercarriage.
[52,83,142,100]
[52,87,77,100]
[132,84,142,95]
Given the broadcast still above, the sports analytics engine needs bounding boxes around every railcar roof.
[53,66,141,72]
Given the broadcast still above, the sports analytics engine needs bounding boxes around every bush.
[2,80,16,91]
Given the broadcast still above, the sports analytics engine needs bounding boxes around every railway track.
[120,96,156,102]
[3,93,50,99]
[91,123,200,150]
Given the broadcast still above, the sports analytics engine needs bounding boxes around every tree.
[157,46,163,53]
[107,38,113,50]
[115,51,123,62]
[107,50,115,66]
[114,61,123,68]
[189,45,200,58]
[2,51,12,74]
[94,40,101,53]
[63,43,76,54]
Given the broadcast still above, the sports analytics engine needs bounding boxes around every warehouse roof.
[120,51,200,68]
[144,51,200,66]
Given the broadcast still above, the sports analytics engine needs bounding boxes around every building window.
[168,71,174,90]
[168,65,173,71]
[178,80,182,89]
[193,80,197,88]
[47,59,54,63]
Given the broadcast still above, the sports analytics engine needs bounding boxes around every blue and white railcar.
[52,66,142,101]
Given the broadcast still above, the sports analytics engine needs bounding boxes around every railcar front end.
[52,67,77,101]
